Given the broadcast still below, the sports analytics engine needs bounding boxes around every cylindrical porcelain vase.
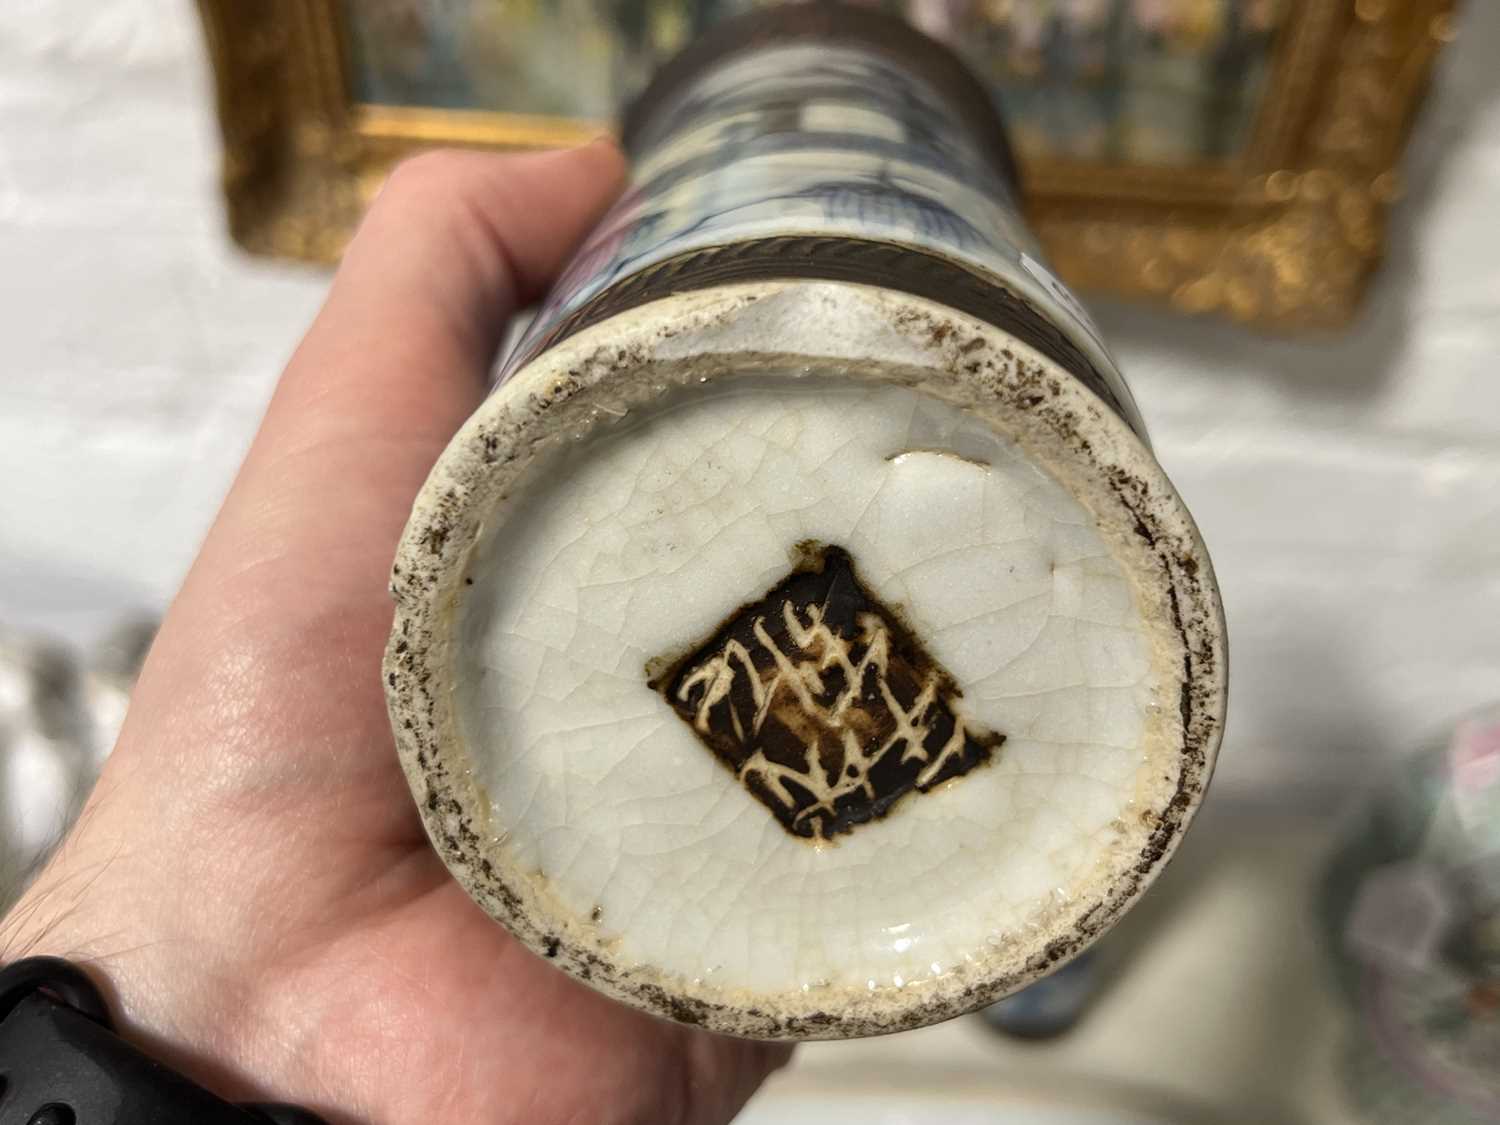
[385,2,1226,1041]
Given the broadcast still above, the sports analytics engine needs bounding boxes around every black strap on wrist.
[0,957,328,1125]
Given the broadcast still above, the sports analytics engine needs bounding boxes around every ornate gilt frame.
[197,0,1454,328]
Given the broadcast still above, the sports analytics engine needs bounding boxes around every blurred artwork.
[346,0,1285,164]
[204,0,1451,323]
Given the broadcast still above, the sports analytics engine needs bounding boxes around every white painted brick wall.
[2,0,1498,808]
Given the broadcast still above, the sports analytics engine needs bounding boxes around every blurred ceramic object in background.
[979,948,1104,1040]
[83,617,157,761]
[1322,707,1500,1124]
[0,629,90,879]
[0,618,155,907]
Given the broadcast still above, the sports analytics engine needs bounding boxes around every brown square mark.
[649,543,1004,841]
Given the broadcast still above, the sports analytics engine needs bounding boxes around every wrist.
[4,856,258,1103]
[0,955,329,1124]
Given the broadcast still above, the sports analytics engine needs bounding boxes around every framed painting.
[197,0,1455,328]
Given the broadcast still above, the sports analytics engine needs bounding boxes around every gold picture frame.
[197,0,1454,329]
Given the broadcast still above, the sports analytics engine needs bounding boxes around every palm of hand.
[3,147,787,1125]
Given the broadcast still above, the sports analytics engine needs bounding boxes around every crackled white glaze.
[457,378,1163,993]
[386,279,1224,1037]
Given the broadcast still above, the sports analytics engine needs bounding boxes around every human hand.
[2,143,790,1124]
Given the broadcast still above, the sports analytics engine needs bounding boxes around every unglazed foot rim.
[385,281,1226,1040]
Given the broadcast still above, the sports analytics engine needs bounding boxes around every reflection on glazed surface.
[347,0,1283,164]
[456,378,1168,993]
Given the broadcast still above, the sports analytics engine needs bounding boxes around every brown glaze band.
[512,235,1136,432]
[619,0,1021,193]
